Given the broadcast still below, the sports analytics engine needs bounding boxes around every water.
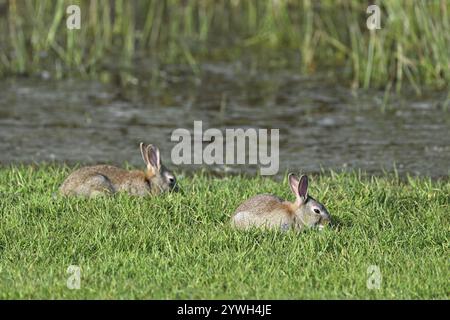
[0,63,449,178]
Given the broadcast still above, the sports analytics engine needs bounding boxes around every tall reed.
[0,0,448,91]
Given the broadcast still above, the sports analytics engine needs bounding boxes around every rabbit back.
[60,165,149,197]
[231,194,295,230]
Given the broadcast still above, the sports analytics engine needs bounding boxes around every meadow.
[1,0,449,92]
[0,165,448,299]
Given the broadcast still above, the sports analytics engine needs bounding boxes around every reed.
[0,0,448,91]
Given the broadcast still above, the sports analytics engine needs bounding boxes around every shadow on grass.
[330,215,353,231]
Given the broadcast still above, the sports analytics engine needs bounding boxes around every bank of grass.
[1,0,449,91]
[0,165,448,299]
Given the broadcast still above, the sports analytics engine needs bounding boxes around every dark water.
[0,63,449,178]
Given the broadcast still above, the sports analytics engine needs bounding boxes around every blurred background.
[0,0,448,177]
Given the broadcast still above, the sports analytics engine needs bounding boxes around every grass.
[0,0,449,91]
[0,165,448,299]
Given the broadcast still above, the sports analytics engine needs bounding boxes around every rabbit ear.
[288,173,299,196]
[298,175,308,202]
[146,144,161,171]
[288,173,304,206]
[140,142,150,167]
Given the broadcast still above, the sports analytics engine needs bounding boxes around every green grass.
[0,165,448,299]
[0,0,449,91]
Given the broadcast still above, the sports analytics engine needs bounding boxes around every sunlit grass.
[0,165,448,299]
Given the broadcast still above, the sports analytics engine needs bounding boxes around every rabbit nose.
[321,213,331,225]
[168,176,176,188]
[317,214,331,231]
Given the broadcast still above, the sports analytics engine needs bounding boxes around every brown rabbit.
[231,174,330,231]
[59,143,177,197]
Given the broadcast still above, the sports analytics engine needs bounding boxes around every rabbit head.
[140,143,178,194]
[288,173,331,230]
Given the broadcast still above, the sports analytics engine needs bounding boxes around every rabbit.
[59,143,177,197]
[231,174,331,231]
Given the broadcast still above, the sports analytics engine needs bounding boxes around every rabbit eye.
[168,176,175,183]
[313,208,320,214]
